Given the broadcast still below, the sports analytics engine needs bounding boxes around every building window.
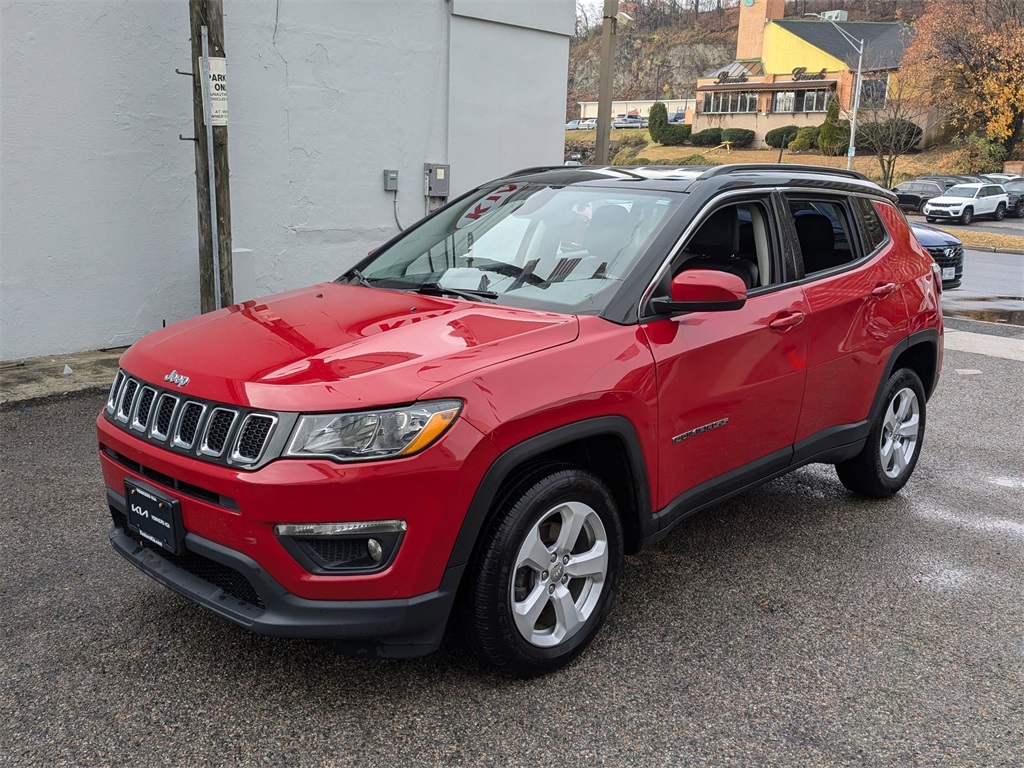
[860,77,888,109]
[771,89,831,114]
[701,91,758,114]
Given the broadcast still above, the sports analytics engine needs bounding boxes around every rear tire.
[836,368,926,498]
[918,200,928,214]
[993,203,1006,221]
[463,465,624,678]
[959,207,973,225]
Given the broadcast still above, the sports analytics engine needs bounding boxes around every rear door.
[783,192,908,448]
[641,195,808,511]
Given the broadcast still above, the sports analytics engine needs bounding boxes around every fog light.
[367,538,383,563]
[274,520,406,574]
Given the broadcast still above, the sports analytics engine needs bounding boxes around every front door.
[641,197,808,512]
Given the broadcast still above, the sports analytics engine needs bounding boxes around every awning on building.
[697,79,837,92]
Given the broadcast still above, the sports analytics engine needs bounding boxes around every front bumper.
[107,487,463,656]
[923,207,962,220]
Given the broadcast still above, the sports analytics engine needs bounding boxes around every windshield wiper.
[342,268,374,288]
[413,283,498,302]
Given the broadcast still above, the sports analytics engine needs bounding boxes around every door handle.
[768,311,805,331]
[871,282,898,298]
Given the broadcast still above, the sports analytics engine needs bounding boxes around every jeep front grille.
[104,370,282,469]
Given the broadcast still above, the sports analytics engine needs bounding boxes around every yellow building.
[693,1,909,146]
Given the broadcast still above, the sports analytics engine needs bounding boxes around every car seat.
[794,213,839,273]
[680,207,759,289]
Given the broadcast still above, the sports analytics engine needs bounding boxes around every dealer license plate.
[942,267,955,281]
[126,480,183,554]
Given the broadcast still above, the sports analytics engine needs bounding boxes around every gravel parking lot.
[2,341,1022,767]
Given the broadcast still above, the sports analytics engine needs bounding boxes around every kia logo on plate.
[163,369,190,388]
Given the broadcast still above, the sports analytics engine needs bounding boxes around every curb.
[958,246,1024,255]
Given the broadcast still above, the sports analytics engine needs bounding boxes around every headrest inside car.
[686,207,739,257]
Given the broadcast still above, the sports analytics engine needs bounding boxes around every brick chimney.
[736,0,785,61]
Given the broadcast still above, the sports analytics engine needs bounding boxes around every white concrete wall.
[0,0,573,360]
[1,1,197,359]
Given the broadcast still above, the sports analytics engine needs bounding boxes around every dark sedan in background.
[910,221,963,289]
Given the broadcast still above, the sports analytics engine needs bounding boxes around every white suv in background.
[923,183,1009,225]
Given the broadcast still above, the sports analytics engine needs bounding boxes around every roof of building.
[703,60,765,80]
[774,20,912,71]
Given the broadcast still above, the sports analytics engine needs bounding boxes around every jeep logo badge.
[164,369,190,388]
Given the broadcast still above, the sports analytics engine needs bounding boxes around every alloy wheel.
[510,501,609,647]
[879,387,920,479]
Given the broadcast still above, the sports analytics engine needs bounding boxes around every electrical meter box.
[424,163,450,197]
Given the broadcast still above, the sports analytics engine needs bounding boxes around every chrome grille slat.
[117,379,139,423]
[151,394,179,441]
[106,371,125,413]
[172,402,207,449]
[200,408,237,457]
[232,414,277,464]
[104,370,278,469]
[131,387,157,432]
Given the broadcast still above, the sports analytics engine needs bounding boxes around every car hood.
[120,283,579,411]
[927,195,974,205]
[909,223,961,247]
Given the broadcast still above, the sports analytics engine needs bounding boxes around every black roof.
[774,20,911,71]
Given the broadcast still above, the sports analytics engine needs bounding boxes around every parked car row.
[565,115,655,130]
[892,173,1023,223]
[565,119,598,131]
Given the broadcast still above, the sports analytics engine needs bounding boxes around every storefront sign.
[791,67,827,82]
[716,72,749,84]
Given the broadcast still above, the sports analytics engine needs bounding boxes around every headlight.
[284,400,462,461]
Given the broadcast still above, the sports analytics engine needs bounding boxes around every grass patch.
[929,228,1024,251]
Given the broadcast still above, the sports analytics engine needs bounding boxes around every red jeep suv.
[98,164,943,677]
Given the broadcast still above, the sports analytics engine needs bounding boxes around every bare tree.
[854,67,943,186]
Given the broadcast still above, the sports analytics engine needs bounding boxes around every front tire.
[836,368,926,497]
[993,203,1006,221]
[464,465,624,677]
[960,207,973,225]
[926,217,936,223]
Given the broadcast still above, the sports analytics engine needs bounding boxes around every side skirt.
[636,421,868,551]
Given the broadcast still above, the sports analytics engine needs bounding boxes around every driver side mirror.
[650,269,747,314]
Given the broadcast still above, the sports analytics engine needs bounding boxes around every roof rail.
[697,164,870,181]
[502,165,577,178]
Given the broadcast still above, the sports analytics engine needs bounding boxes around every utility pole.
[595,0,619,165]
[188,0,233,312]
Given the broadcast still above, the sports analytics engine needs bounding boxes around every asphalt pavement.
[2,331,1023,767]
[941,249,1024,327]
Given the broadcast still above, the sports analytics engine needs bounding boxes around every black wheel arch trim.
[446,416,653,568]
[870,329,941,415]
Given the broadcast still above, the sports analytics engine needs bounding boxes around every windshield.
[349,183,684,314]
[946,185,979,198]
[1003,180,1024,192]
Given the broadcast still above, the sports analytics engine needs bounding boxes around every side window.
[673,199,779,291]
[786,198,860,275]
[853,197,888,254]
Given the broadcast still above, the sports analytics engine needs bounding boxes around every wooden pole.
[188,0,233,312]
[595,0,619,165]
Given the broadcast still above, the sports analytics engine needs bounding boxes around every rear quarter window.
[853,197,888,254]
